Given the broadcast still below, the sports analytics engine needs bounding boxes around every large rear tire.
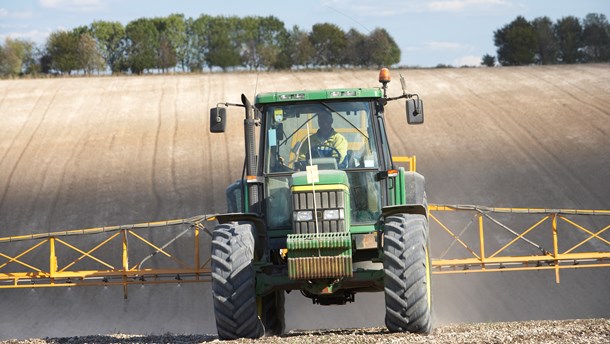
[211,222,263,340]
[383,214,432,334]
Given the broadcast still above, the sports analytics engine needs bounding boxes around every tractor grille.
[292,190,346,234]
[287,232,353,279]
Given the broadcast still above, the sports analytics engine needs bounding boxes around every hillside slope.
[0,65,609,339]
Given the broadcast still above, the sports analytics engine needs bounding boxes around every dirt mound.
[0,65,609,340]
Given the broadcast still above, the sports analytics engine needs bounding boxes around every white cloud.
[0,8,33,19]
[0,29,53,44]
[426,41,468,50]
[454,54,482,66]
[39,0,106,12]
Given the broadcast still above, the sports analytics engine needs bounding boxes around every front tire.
[383,214,432,334]
[211,222,262,340]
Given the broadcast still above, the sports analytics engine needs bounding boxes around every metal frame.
[391,155,417,172]
[429,204,610,282]
[0,216,215,297]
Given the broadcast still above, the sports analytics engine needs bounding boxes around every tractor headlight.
[323,209,344,220]
[295,211,313,221]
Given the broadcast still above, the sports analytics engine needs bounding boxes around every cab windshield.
[263,101,379,173]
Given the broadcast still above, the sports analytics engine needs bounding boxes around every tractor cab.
[259,94,386,233]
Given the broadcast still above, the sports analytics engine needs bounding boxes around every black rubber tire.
[260,290,286,336]
[211,222,262,340]
[383,214,432,334]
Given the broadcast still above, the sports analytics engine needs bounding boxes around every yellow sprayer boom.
[2,201,608,295]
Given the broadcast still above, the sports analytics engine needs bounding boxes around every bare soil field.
[0,64,609,341]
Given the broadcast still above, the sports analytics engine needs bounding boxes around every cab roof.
[255,87,383,105]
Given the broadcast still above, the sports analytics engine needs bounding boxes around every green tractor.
[209,69,431,339]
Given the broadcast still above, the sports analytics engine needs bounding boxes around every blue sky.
[0,0,608,67]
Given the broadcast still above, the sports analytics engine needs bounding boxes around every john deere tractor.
[209,68,430,339]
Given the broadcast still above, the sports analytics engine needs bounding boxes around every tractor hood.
[291,169,349,188]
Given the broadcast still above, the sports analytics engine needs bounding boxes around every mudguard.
[214,213,266,260]
[382,170,427,218]
[404,171,426,206]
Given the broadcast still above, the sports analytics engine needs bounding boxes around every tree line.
[483,13,609,66]
[2,12,608,77]
[0,14,400,77]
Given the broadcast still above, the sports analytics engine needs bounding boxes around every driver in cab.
[298,109,348,167]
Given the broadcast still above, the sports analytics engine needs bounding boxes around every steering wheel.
[292,140,343,171]
[312,144,342,164]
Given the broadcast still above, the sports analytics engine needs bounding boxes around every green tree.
[288,25,314,68]
[554,16,583,64]
[125,18,159,74]
[345,28,367,67]
[582,13,610,62]
[186,14,212,71]
[205,16,241,71]
[46,28,105,74]
[248,16,287,70]
[78,32,105,74]
[157,35,177,71]
[238,16,260,69]
[494,16,538,66]
[258,16,289,70]
[151,16,177,71]
[163,14,188,71]
[270,24,294,70]
[309,23,346,67]
[366,28,401,68]
[0,38,35,77]
[90,20,126,73]
[46,30,80,74]
[481,54,496,67]
[237,16,287,70]
[532,16,558,64]
[151,14,186,71]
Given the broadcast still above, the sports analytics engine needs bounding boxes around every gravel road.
[3,319,609,343]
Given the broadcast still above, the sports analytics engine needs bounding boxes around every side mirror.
[406,98,424,124]
[210,107,227,133]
